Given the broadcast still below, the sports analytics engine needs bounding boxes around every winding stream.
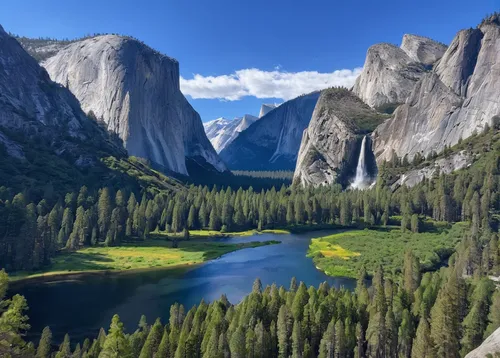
[12,230,356,343]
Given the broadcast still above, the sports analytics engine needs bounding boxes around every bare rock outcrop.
[42,35,225,176]
[465,327,500,358]
[392,151,473,188]
[373,15,500,163]
[259,103,279,118]
[401,34,447,65]
[353,35,445,110]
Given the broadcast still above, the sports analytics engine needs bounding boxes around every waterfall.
[351,136,369,189]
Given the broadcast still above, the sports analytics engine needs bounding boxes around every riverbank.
[10,237,280,283]
[162,228,290,238]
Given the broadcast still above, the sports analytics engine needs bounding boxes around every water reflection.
[13,230,355,343]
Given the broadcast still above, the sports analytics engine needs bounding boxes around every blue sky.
[1,0,498,121]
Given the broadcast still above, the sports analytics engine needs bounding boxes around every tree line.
[0,148,498,274]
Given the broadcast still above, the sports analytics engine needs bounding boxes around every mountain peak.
[204,114,259,153]
[400,33,447,65]
[259,103,279,118]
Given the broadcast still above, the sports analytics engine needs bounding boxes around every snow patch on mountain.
[204,114,259,153]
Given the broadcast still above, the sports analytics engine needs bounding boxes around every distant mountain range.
[203,114,259,153]
[220,92,320,170]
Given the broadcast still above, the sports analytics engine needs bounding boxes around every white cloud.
[180,67,363,101]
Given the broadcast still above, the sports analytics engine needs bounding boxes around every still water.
[12,230,356,343]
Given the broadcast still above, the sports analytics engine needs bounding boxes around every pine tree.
[187,205,197,229]
[411,310,432,358]
[58,207,74,247]
[99,314,131,358]
[402,250,420,300]
[430,273,461,358]
[292,282,309,321]
[398,309,415,358]
[209,207,221,231]
[155,326,170,358]
[318,319,335,358]
[277,305,292,358]
[73,343,81,358]
[54,334,71,358]
[36,326,52,358]
[291,319,303,358]
[303,340,313,358]
[139,318,163,358]
[460,278,494,355]
[199,202,207,229]
[385,310,398,358]
[366,265,387,358]
[410,214,419,233]
[98,188,113,239]
[229,326,246,358]
[254,320,269,358]
[127,193,137,217]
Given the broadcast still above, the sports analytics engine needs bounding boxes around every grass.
[308,222,467,278]
[10,237,280,282]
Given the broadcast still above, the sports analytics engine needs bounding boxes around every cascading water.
[351,136,369,189]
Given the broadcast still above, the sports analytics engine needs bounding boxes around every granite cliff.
[353,34,446,110]
[0,26,122,162]
[40,35,225,176]
[373,15,500,163]
[293,89,386,187]
[220,92,320,170]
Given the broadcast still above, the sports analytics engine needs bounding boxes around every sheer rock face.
[353,35,446,110]
[373,18,500,162]
[220,92,320,170]
[0,26,86,136]
[353,43,426,109]
[42,35,225,176]
[465,327,500,358]
[293,89,384,187]
[0,25,118,162]
[203,114,259,153]
[400,34,447,65]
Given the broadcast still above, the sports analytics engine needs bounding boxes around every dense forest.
[0,128,499,356]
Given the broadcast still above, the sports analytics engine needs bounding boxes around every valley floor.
[9,234,280,282]
[308,221,467,278]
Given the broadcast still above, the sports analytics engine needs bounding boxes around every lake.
[12,230,356,343]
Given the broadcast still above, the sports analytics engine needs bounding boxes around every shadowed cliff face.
[220,92,320,170]
[293,89,386,187]
[0,25,122,162]
[373,17,500,163]
[41,35,225,176]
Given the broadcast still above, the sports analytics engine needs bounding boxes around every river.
[12,230,356,343]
